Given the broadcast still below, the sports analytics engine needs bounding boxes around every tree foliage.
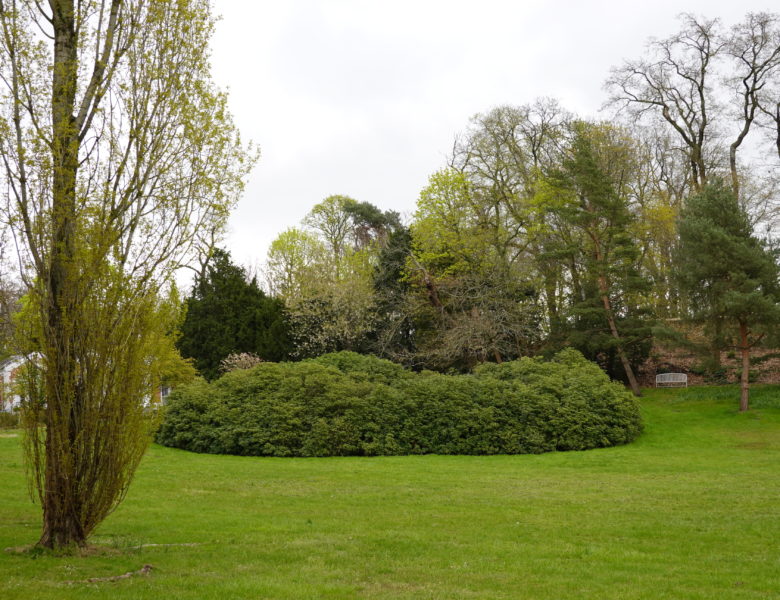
[406,168,543,370]
[538,121,651,394]
[266,196,402,358]
[368,226,416,362]
[254,12,780,410]
[0,236,21,359]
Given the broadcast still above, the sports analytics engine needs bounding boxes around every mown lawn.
[1,386,779,599]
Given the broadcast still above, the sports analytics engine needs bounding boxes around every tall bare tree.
[755,16,780,161]
[607,15,724,192]
[0,0,253,548]
[725,13,780,199]
[607,12,780,201]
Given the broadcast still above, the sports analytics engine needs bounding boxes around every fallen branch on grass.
[130,542,202,549]
[69,564,153,584]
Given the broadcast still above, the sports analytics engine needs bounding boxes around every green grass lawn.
[1,385,780,599]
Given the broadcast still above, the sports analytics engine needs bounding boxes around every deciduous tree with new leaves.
[0,0,254,548]
[266,197,399,358]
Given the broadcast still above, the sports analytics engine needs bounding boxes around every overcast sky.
[209,0,775,273]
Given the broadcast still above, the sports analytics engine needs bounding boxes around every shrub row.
[155,349,642,456]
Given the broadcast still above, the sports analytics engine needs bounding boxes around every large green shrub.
[156,350,642,456]
[474,349,643,450]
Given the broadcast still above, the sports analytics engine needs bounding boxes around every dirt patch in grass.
[735,441,771,449]
[4,544,122,557]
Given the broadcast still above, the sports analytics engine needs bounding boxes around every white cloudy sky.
[209,0,774,272]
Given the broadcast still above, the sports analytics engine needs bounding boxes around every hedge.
[155,349,642,456]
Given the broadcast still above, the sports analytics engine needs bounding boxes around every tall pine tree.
[178,249,291,380]
[676,181,780,411]
[542,122,651,395]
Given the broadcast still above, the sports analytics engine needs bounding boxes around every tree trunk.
[689,145,705,194]
[711,344,722,369]
[40,0,86,549]
[710,319,722,369]
[739,322,750,412]
[543,273,559,337]
[598,275,642,397]
[774,102,780,159]
[729,146,740,202]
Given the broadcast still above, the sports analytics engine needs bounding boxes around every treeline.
[176,13,780,408]
[257,116,669,391]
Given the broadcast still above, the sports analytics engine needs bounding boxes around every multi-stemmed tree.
[0,0,253,548]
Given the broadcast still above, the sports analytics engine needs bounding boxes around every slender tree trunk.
[689,146,705,194]
[729,117,753,203]
[729,147,740,202]
[711,319,722,369]
[739,322,750,412]
[774,103,780,159]
[597,275,642,397]
[543,272,559,336]
[40,0,85,549]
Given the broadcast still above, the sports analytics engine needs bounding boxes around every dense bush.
[156,350,642,456]
[308,351,414,386]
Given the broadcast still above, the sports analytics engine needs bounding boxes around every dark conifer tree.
[178,249,292,380]
[675,181,780,411]
[369,226,416,362]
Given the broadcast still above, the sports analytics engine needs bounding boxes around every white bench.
[655,373,688,388]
